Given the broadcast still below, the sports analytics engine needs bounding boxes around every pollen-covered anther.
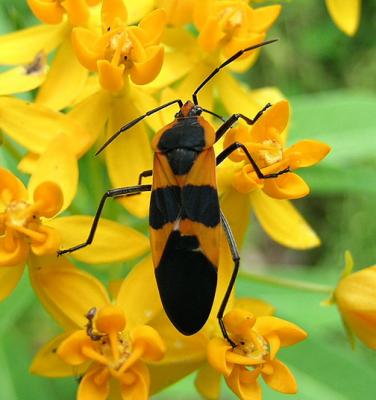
[233,332,269,362]
[258,139,283,166]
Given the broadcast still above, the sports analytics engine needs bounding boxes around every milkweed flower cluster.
[0,1,370,400]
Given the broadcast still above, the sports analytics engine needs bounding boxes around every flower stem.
[239,271,333,294]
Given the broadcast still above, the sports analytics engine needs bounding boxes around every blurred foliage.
[0,0,375,399]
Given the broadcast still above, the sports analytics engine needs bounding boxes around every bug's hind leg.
[217,210,240,348]
[57,184,152,256]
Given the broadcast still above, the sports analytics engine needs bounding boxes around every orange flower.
[72,0,166,91]
[27,0,101,26]
[331,252,376,349]
[223,100,330,200]
[193,0,281,58]
[206,309,307,400]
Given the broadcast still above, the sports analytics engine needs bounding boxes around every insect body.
[150,101,220,334]
[58,40,288,344]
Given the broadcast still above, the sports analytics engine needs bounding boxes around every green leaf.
[289,91,376,165]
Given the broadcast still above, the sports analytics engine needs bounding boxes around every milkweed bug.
[58,39,289,345]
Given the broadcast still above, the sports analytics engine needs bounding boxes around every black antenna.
[192,39,278,105]
[95,99,183,155]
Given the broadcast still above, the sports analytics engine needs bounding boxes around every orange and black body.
[57,40,287,344]
[149,101,219,334]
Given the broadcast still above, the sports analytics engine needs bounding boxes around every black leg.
[218,211,240,348]
[96,99,183,155]
[192,39,277,105]
[138,169,153,185]
[216,142,290,180]
[215,103,271,142]
[57,184,152,256]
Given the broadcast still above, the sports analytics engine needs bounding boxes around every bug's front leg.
[57,184,152,256]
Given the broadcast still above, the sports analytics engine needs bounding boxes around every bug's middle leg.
[217,211,240,348]
[216,141,290,179]
[57,184,152,256]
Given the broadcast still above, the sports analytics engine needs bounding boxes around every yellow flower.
[193,0,281,58]
[332,252,376,349]
[158,0,195,26]
[72,0,166,91]
[149,0,281,104]
[204,309,307,400]
[30,256,171,400]
[0,168,62,266]
[218,98,330,249]
[27,0,101,26]
[224,100,330,199]
[325,0,361,36]
[0,136,149,300]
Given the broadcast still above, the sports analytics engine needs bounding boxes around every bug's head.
[175,101,202,119]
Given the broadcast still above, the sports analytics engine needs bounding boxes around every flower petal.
[97,59,125,92]
[27,0,64,24]
[30,332,85,377]
[263,173,310,200]
[58,330,94,365]
[0,167,27,206]
[119,362,149,400]
[138,9,166,46]
[195,363,221,400]
[50,216,149,264]
[220,185,252,248]
[207,337,233,376]
[145,28,200,92]
[0,22,68,64]
[335,265,376,348]
[101,0,128,31]
[0,97,89,154]
[116,256,162,328]
[0,62,47,96]
[127,0,155,24]
[131,325,166,362]
[0,237,29,268]
[36,37,88,110]
[223,33,264,60]
[249,5,282,32]
[61,0,90,26]
[72,27,102,71]
[217,73,261,116]
[0,265,25,301]
[234,297,275,317]
[29,256,110,330]
[78,366,110,400]
[251,100,289,143]
[33,181,63,218]
[130,45,164,85]
[198,17,226,52]
[18,153,40,175]
[67,90,111,152]
[105,95,152,218]
[262,359,297,393]
[227,366,262,400]
[178,62,214,112]
[254,316,307,347]
[148,312,206,364]
[251,190,320,249]
[28,134,78,213]
[325,0,360,36]
[130,85,161,131]
[285,140,331,170]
